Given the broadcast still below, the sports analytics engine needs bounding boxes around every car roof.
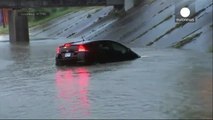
[70,39,120,45]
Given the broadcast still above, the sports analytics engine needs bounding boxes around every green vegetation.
[28,7,92,28]
[0,26,9,35]
[129,15,173,43]
[0,7,97,35]
[172,32,202,48]
[158,5,172,14]
[146,8,206,46]
[146,22,185,46]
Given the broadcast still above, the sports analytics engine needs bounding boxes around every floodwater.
[0,40,212,119]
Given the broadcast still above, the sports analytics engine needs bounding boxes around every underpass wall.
[124,0,134,11]
[87,0,212,52]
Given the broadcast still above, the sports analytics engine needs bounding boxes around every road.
[0,39,212,119]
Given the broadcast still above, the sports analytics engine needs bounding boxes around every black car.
[55,40,140,66]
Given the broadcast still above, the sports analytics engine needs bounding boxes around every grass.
[28,7,92,28]
[158,5,172,14]
[0,7,96,34]
[0,26,9,35]
[129,15,173,43]
[146,22,185,46]
[131,8,206,46]
[146,8,206,46]
[172,32,202,48]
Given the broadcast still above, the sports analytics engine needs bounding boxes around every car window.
[97,42,113,51]
[110,42,128,54]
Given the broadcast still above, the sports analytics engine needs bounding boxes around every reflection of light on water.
[55,67,90,118]
[0,35,9,42]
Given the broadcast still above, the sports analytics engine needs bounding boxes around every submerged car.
[55,40,140,66]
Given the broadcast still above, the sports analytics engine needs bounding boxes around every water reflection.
[9,43,30,64]
[55,67,91,118]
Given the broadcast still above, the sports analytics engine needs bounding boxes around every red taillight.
[64,43,71,48]
[78,45,88,52]
[56,47,60,54]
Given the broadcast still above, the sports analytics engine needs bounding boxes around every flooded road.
[0,40,212,119]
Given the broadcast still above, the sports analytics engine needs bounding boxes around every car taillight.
[64,43,71,48]
[56,47,60,54]
[78,45,88,52]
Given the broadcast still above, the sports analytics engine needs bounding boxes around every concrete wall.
[125,0,134,11]
[107,0,135,11]
[106,0,124,5]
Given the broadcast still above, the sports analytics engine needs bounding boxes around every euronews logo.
[180,7,191,18]
[175,4,195,22]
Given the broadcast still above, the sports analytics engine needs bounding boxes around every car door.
[109,41,129,61]
[95,41,114,63]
